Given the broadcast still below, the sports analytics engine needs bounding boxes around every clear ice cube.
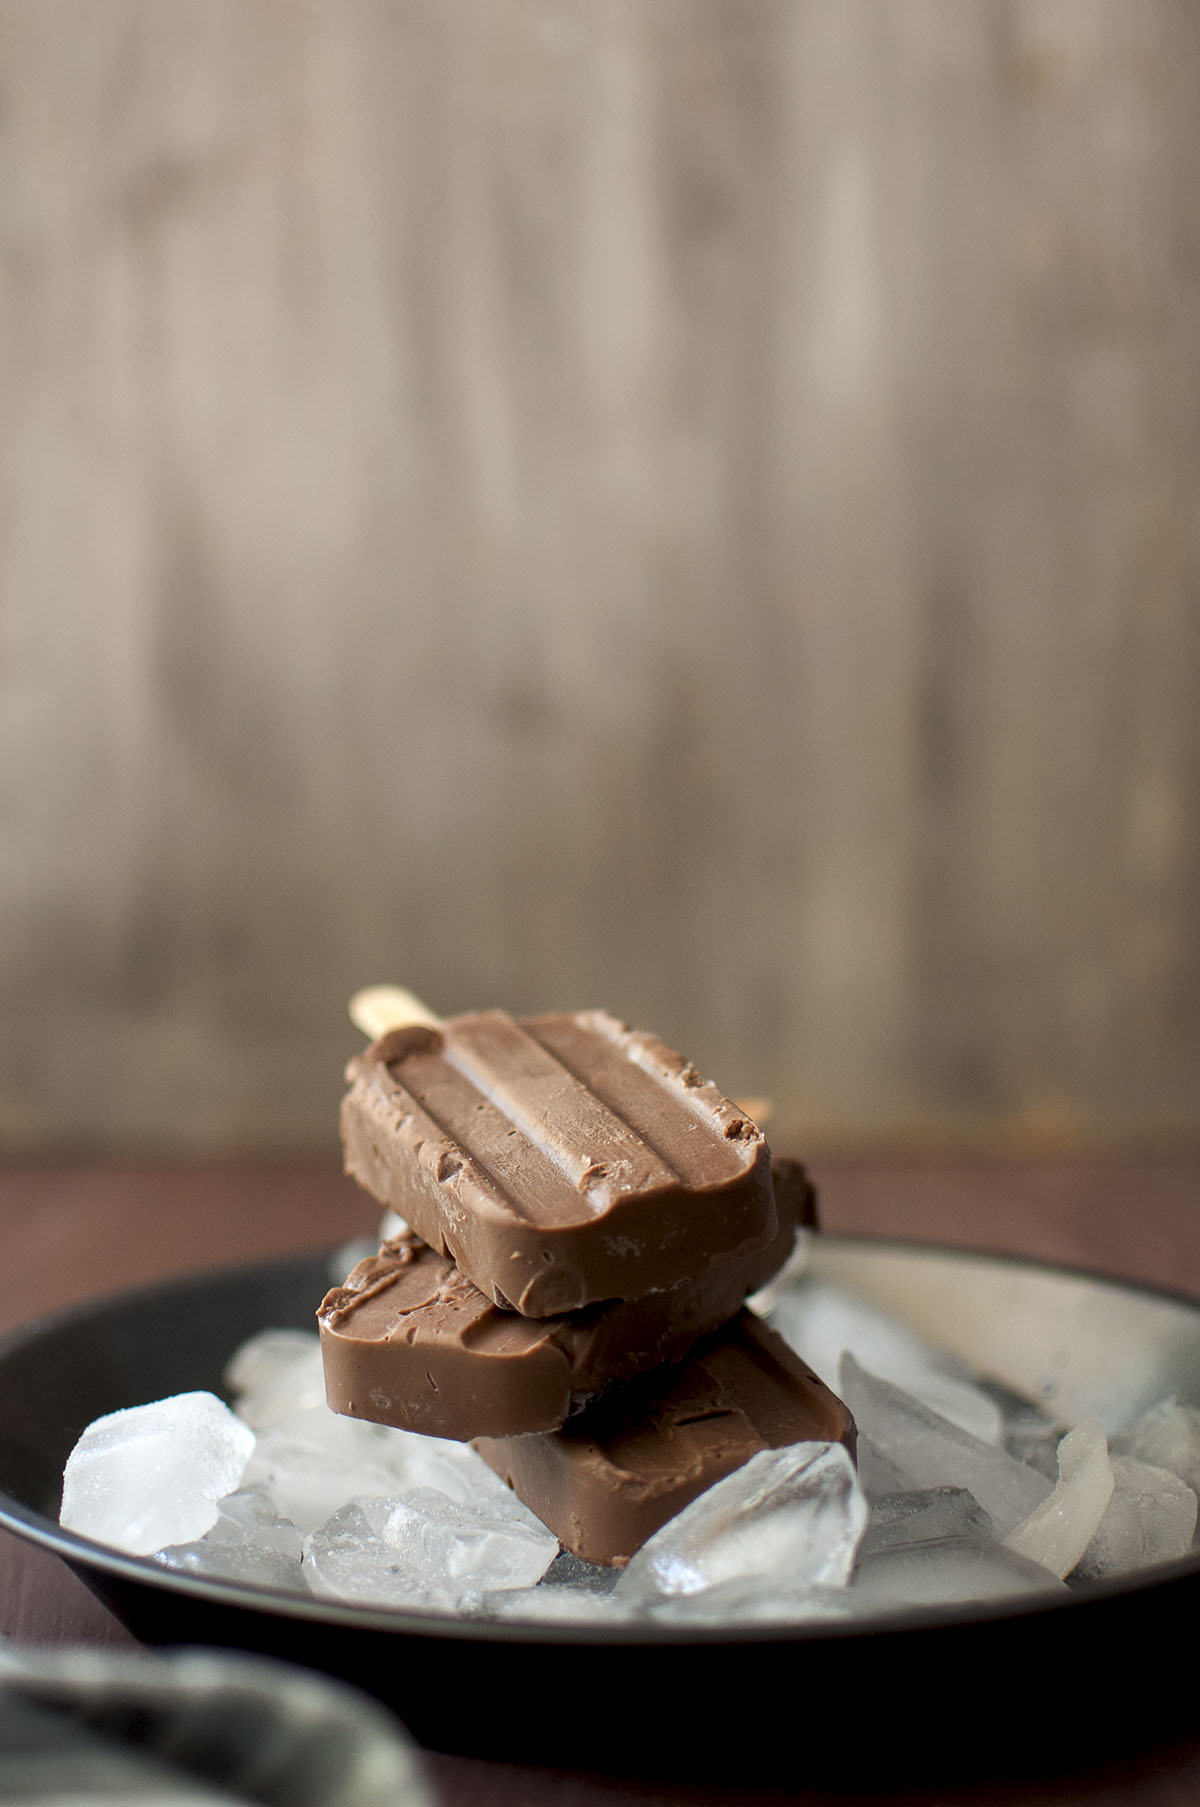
[303,1498,434,1610]
[854,1429,918,1500]
[225,1329,328,1428]
[304,1487,557,1612]
[614,1442,867,1609]
[839,1355,1052,1535]
[159,1486,305,1592]
[381,1486,557,1592]
[480,1587,627,1625]
[1074,1455,1198,1581]
[643,1573,854,1626]
[980,1381,1065,1480]
[225,1326,320,1391]
[858,1486,994,1559]
[1112,1394,1200,1500]
[60,1392,255,1557]
[241,1406,412,1531]
[853,1536,1069,1610]
[378,1428,511,1507]
[478,1549,623,1624]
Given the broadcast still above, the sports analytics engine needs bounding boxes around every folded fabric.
[0,1645,432,1807]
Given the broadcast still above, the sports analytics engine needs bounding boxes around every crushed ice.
[58,1268,1200,1624]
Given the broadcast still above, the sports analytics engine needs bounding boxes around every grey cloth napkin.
[0,1645,432,1806]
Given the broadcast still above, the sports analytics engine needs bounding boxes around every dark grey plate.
[2,1237,1199,1781]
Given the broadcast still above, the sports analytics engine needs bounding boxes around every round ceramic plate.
[1,1237,1199,1781]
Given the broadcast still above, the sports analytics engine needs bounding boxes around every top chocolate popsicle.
[341,1009,775,1316]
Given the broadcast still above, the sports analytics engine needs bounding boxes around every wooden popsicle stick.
[347,985,443,1040]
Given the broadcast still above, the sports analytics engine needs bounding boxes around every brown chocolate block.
[341,1010,776,1315]
[317,1160,814,1440]
[474,1310,855,1567]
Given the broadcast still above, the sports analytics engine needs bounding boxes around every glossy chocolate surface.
[318,1161,814,1439]
[341,1010,775,1315]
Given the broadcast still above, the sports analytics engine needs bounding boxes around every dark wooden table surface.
[3,1159,1200,1806]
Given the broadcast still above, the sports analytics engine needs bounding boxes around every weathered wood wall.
[2,1,1198,1155]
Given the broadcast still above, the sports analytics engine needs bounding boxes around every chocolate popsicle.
[318,1159,815,1441]
[341,1010,776,1316]
[474,1309,856,1567]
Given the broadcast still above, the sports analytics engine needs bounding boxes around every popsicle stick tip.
[348,985,444,1040]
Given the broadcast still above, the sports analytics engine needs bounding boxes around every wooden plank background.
[2,0,1198,1157]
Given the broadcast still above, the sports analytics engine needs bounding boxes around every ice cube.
[381,1486,558,1593]
[157,1485,305,1592]
[853,1536,1069,1609]
[1074,1455,1198,1582]
[304,1487,557,1611]
[225,1329,328,1428]
[60,1392,254,1557]
[303,1498,433,1609]
[378,1428,510,1506]
[615,1442,867,1609]
[242,1377,511,1532]
[851,1485,1068,1610]
[854,1429,918,1500]
[1111,1394,1200,1500]
[839,1355,1052,1535]
[242,1405,412,1530]
[1003,1420,1115,1579]
[480,1587,627,1625]
[157,1537,306,1593]
[643,1572,854,1626]
[980,1381,1065,1481]
[769,1280,1004,1443]
[479,1547,623,1623]
[858,1487,994,1559]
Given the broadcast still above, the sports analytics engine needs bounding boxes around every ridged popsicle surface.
[340,1009,775,1315]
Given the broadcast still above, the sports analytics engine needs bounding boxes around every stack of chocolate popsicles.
[318,996,855,1566]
